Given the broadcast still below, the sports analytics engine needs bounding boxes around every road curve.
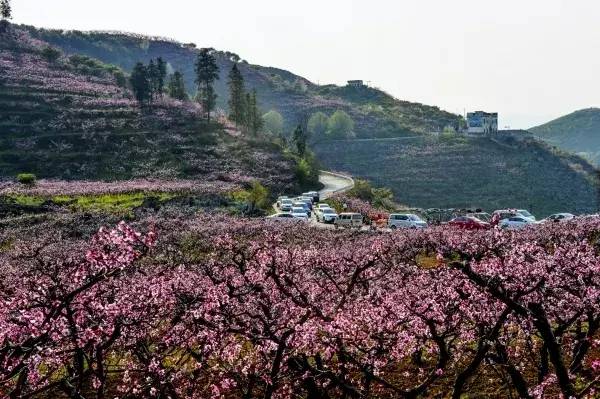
[318,171,354,199]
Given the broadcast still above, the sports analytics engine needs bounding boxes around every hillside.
[0,28,298,191]
[314,134,599,216]
[18,24,462,138]
[530,108,600,165]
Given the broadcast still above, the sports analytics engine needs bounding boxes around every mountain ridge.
[18,23,462,138]
[530,107,600,165]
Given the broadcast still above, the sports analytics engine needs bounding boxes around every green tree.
[41,46,62,63]
[195,48,220,123]
[307,111,329,140]
[292,125,307,157]
[372,187,395,209]
[227,63,246,126]
[262,110,284,136]
[249,89,263,135]
[0,0,11,20]
[157,57,167,97]
[327,110,355,139]
[147,59,158,101]
[130,62,151,108]
[167,71,187,100]
[247,180,269,212]
[348,179,374,202]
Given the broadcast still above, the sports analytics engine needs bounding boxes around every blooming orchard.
[1,215,600,398]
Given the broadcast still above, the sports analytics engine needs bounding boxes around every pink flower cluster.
[1,215,600,397]
[0,179,240,197]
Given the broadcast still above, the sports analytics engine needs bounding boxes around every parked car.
[467,212,491,222]
[267,213,297,221]
[316,203,331,211]
[516,209,536,221]
[303,191,320,203]
[279,198,293,212]
[542,213,575,223]
[293,201,311,217]
[291,207,309,220]
[499,216,537,230]
[276,195,289,205]
[335,213,363,228]
[388,214,427,229]
[317,208,339,223]
[448,216,491,230]
[295,197,314,210]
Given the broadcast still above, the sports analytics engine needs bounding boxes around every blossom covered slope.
[0,28,297,191]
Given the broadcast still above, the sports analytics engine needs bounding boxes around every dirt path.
[318,171,354,199]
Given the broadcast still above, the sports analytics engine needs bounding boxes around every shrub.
[41,46,62,63]
[16,173,36,185]
[231,180,270,215]
[294,153,320,189]
[347,179,374,202]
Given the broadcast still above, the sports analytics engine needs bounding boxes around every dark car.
[448,216,491,230]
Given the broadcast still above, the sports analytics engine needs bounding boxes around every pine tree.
[0,0,11,20]
[157,57,167,97]
[243,92,252,133]
[292,125,307,157]
[130,62,151,108]
[250,90,263,135]
[195,48,220,123]
[167,71,187,100]
[227,63,245,126]
[147,59,158,102]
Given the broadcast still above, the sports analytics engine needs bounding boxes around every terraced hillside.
[19,24,462,138]
[531,108,600,166]
[0,28,298,191]
[314,134,599,216]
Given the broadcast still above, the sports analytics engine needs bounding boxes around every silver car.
[388,214,427,229]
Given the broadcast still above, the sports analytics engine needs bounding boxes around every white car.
[317,208,339,223]
[267,213,296,221]
[291,207,309,220]
[314,204,332,218]
[388,214,427,229]
[499,216,537,230]
[543,213,575,223]
[305,191,320,203]
[279,199,293,212]
[292,201,311,217]
[516,209,536,221]
[296,197,314,209]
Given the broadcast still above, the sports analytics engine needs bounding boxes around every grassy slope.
[19,24,461,138]
[314,134,599,216]
[530,108,600,165]
[0,28,298,192]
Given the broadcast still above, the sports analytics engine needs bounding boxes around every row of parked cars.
[268,192,367,227]
[269,194,576,232]
[446,209,576,230]
[390,209,576,230]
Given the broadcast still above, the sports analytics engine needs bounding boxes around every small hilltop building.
[347,80,364,88]
[466,111,498,134]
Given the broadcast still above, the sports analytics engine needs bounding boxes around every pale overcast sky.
[13,0,600,128]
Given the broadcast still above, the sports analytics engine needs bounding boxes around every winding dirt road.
[318,171,354,199]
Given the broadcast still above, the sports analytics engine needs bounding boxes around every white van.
[388,214,427,229]
[335,213,363,227]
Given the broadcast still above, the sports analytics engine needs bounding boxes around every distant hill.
[0,28,298,191]
[18,24,462,138]
[530,108,600,165]
[314,134,599,216]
